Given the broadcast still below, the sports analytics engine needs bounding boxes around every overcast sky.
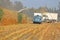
[10,0,60,9]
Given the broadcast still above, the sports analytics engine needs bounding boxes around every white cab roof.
[34,13,42,16]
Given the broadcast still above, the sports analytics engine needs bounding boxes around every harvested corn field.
[0,23,60,40]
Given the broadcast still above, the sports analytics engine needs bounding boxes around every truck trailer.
[42,13,58,23]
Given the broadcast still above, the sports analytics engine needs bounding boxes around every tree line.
[0,0,60,13]
[0,0,23,11]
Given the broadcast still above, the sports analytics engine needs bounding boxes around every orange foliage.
[22,18,27,24]
[1,8,18,25]
[22,14,27,24]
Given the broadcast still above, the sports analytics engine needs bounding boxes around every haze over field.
[10,0,60,9]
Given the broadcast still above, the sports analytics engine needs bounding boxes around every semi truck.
[33,13,42,24]
[33,13,58,24]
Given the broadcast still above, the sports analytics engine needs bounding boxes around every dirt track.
[0,23,60,40]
